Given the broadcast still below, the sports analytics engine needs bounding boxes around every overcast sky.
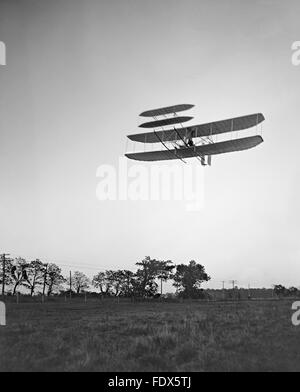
[0,0,299,289]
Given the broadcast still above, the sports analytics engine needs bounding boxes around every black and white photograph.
[0,0,300,376]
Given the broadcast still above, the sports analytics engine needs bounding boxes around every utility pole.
[229,280,237,300]
[1,254,10,298]
[221,281,225,300]
[69,271,72,299]
[230,280,237,289]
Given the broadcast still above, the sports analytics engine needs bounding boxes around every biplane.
[125,104,265,165]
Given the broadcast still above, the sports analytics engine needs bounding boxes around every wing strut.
[173,127,203,164]
[154,130,186,163]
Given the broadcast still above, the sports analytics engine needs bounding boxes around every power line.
[58,263,103,271]
[2,255,106,271]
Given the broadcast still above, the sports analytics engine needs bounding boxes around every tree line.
[0,256,211,299]
[273,285,300,298]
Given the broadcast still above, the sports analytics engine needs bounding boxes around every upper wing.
[125,135,263,162]
[140,104,194,117]
[128,113,265,143]
[139,116,193,129]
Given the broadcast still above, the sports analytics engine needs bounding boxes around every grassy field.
[1,298,300,372]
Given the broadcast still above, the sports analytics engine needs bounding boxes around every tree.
[11,258,28,295]
[273,284,286,298]
[273,285,299,298]
[0,256,13,295]
[92,271,111,295]
[45,264,66,296]
[119,270,135,297]
[105,270,122,296]
[134,256,173,297]
[72,271,90,293]
[288,287,299,297]
[157,260,175,294]
[41,263,49,296]
[22,259,44,296]
[172,260,211,298]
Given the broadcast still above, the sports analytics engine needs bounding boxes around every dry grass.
[1,298,300,371]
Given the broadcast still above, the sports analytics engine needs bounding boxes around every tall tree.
[11,258,28,295]
[92,271,111,295]
[105,270,138,297]
[72,271,90,294]
[106,270,128,296]
[173,260,210,298]
[41,263,49,296]
[22,259,44,296]
[0,256,13,296]
[45,264,66,296]
[120,270,135,297]
[135,256,173,297]
[157,260,175,294]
